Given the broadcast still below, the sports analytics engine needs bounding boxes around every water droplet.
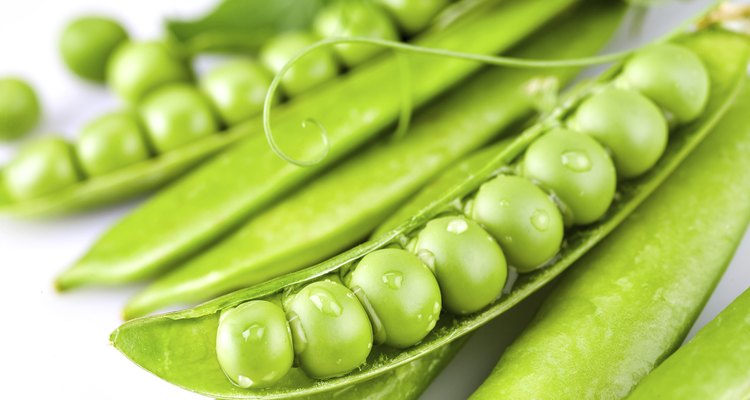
[417,313,423,320]
[498,199,510,207]
[503,235,514,244]
[241,324,265,342]
[427,319,437,332]
[531,209,550,231]
[433,302,441,314]
[417,249,436,272]
[446,218,468,234]
[336,358,343,365]
[561,150,591,172]
[308,288,343,317]
[382,271,404,289]
[237,375,255,388]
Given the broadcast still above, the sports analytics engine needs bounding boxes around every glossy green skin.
[570,87,668,178]
[76,111,151,176]
[523,128,616,225]
[470,175,564,272]
[410,216,507,315]
[471,78,750,400]
[0,78,41,141]
[376,0,449,34]
[216,300,294,388]
[199,59,277,126]
[313,1,399,67]
[107,41,190,103]
[619,43,709,124]
[4,136,81,201]
[60,16,128,82]
[349,248,441,348]
[286,280,373,379]
[259,32,339,96]
[123,2,619,319]
[628,288,750,400]
[139,84,219,153]
[59,0,574,291]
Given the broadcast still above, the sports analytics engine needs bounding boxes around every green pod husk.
[110,29,750,399]
[56,0,580,290]
[123,0,626,319]
[470,76,750,400]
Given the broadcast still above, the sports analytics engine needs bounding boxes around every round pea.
[60,16,128,82]
[75,111,151,176]
[409,216,507,315]
[216,300,294,388]
[0,77,41,141]
[286,280,372,378]
[618,43,709,124]
[470,175,564,273]
[375,0,448,34]
[348,248,441,348]
[313,1,399,67]
[4,136,81,201]
[522,128,616,226]
[139,84,219,153]
[569,87,668,178]
[107,41,190,103]
[199,59,278,126]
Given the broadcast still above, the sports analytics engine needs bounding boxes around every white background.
[0,1,747,399]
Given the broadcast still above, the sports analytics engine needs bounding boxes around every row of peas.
[2,0,449,202]
[214,42,710,388]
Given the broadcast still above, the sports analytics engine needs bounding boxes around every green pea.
[285,280,372,378]
[348,248,441,348]
[107,41,190,103]
[4,136,81,201]
[375,0,448,34]
[260,32,339,97]
[313,1,399,67]
[569,87,668,179]
[199,59,278,126]
[139,84,219,153]
[522,128,616,226]
[409,216,507,315]
[618,43,709,124]
[60,16,128,82]
[75,111,151,176]
[470,175,564,273]
[0,77,41,141]
[216,300,294,388]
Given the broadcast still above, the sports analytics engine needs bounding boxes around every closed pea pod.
[347,248,441,348]
[523,128,616,226]
[469,175,564,272]
[285,280,372,379]
[376,0,449,35]
[409,216,507,315]
[568,87,668,178]
[107,41,190,103]
[59,16,128,82]
[76,111,151,176]
[3,136,81,201]
[0,77,41,141]
[260,32,339,97]
[139,84,219,153]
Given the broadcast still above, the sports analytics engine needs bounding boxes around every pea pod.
[470,74,750,400]
[56,0,578,289]
[111,29,750,398]
[123,1,624,318]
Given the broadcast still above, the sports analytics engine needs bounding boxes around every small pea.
[60,16,128,82]
[618,43,709,124]
[470,175,564,273]
[75,111,151,176]
[522,128,616,226]
[348,248,441,348]
[216,300,294,388]
[285,280,372,379]
[260,32,339,97]
[375,0,448,35]
[107,41,190,103]
[199,59,278,126]
[139,84,219,153]
[409,216,507,315]
[313,1,399,67]
[0,77,41,141]
[4,136,81,201]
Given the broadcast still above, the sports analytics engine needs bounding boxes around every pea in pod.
[111,28,750,398]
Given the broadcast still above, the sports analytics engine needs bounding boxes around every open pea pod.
[111,29,750,399]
